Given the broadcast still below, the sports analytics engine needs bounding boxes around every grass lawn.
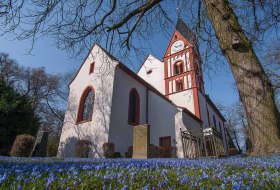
[0,155,279,190]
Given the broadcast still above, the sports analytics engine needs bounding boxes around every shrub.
[158,146,166,158]
[47,137,59,157]
[149,145,159,158]
[228,148,239,156]
[10,134,36,157]
[125,146,133,158]
[75,140,92,158]
[102,142,114,158]
[113,152,122,158]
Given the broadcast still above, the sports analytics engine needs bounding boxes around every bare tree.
[0,53,22,86]
[1,0,280,155]
[0,53,72,136]
[262,41,280,109]
[220,102,249,153]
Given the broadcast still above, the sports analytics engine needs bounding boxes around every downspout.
[146,88,149,124]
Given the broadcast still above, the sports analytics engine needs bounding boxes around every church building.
[58,19,229,158]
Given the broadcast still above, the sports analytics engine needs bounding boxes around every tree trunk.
[203,0,280,155]
[231,129,241,153]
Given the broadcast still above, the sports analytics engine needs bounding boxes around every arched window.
[174,61,183,75]
[219,122,222,133]
[176,79,184,92]
[128,88,140,125]
[77,87,95,123]
[213,115,217,129]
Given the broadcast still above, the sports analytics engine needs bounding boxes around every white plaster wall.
[169,90,195,114]
[137,55,165,94]
[110,67,195,158]
[174,111,187,158]
[198,92,209,128]
[148,91,178,149]
[58,44,117,158]
[207,101,228,155]
[175,109,202,158]
[207,103,223,132]
[108,68,147,156]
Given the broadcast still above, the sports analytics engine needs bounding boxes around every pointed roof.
[136,54,162,74]
[175,18,197,46]
[175,18,199,52]
[68,43,119,86]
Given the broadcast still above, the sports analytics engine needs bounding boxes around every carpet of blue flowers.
[0,155,279,190]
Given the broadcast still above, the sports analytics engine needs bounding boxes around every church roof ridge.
[68,43,120,87]
[136,54,162,74]
[205,95,226,122]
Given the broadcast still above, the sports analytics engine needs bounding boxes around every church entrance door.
[159,136,171,158]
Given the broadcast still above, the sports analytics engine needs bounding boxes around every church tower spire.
[163,19,204,119]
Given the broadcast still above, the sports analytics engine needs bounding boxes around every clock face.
[171,40,184,54]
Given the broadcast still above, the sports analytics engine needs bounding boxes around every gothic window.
[77,87,95,123]
[128,88,140,125]
[213,115,217,129]
[176,79,184,92]
[219,122,222,133]
[174,61,183,75]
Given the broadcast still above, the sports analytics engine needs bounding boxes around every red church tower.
[164,19,204,119]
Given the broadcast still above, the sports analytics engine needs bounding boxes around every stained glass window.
[213,115,217,129]
[77,88,94,123]
[128,89,140,125]
[82,90,94,121]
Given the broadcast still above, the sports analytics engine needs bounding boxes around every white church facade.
[58,19,230,158]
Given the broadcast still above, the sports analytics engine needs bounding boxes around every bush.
[149,145,159,158]
[0,80,40,156]
[47,137,59,157]
[113,152,122,158]
[158,146,166,158]
[228,148,239,156]
[125,146,133,158]
[102,142,114,158]
[75,140,92,158]
[10,134,36,157]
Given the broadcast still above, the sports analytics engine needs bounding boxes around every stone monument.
[132,124,150,158]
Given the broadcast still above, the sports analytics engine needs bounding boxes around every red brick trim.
[76,86,95,124]
[175,77,184,92]
[173,60,184,76]
[128,88,140,126]
[164,69,193,80]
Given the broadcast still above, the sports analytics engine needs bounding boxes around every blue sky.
[0,27,239,107]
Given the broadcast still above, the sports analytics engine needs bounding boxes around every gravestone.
[133,124,150,158]
[32,131,49,157]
